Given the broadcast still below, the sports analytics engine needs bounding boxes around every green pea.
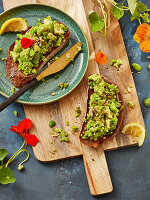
[148,64,150,69]
[132,63,141,72]
[144,98,150,107]
[49,120,56,128]
[0,48,3,52]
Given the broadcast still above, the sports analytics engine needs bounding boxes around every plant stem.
[104,0,110,28]
[108,0,129,10]
[97,0,107,36]
[18,149,30,166]
[3,140,25,168]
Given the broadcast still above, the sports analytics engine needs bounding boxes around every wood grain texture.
[3,0,145,196]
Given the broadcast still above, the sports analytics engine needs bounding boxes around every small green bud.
[18,164,24,171]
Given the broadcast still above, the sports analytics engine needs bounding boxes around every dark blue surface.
[0,1,150,200]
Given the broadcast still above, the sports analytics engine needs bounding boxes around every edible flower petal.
[26,134,39,147]
[139,37,150,52]
[95,51,107,65]
[133,23,150,52]
[9,118,38,148]
[21,37,34,49]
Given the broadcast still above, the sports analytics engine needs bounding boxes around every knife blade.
[0,42,82,112]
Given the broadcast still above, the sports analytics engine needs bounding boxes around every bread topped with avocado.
[6,16,70,88]
[80,74,124,148]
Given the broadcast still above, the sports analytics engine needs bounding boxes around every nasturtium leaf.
[113,4,124,20]
[127,0,137,14]
[131,1,147,21]
[89,11,104,32]
[0,167,16,184]
[0,148,8,161]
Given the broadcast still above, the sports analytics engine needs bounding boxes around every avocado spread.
[81,74,122,141]
[10,16,68,76]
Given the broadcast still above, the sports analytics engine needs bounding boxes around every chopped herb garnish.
[65,53,71,61]
[53,73,60,79]
[128,101,135,108]
[53,128,69,142]
[11,87,15,94]
[65,121,69,126]
[1,58,6,61]
[52,55,59,61]
[72,126,78,132]
[64,83,69,88]
[58,82,69,90]
[14,110,18,117]
[76,46,81,51]
[75,106,81,118]
[110,59,122,68]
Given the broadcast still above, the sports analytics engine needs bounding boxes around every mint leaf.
[0,149,8,161]
[0,167,16,184]
[89,11,104,32]
[141,13,150,23]
[113,4,124,20]
[127,0,137,14]
[131,1,147,21]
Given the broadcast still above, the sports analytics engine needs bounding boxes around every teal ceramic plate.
[0,4,89,104]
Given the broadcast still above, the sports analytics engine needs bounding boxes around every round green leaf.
[0,167,16,184]
[89,11,104,32]
[113,4,124,20]
[0,149,8,161]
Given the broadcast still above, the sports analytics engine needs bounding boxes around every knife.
[0,42,82,112]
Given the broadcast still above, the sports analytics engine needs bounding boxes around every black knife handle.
[0,78,38,112]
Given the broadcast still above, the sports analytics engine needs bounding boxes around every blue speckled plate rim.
[0,3,89,105]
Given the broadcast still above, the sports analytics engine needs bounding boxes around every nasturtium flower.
[21,37,34,49]
[95,51,107,65]
[133,23,150,52]
[10,118,38,148]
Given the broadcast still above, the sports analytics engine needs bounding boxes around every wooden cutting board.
[3,0,145,196]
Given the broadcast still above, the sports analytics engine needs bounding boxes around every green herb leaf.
[0,148,8,161]
[113,4,124,20]
[131,1,147,21]
[127,0,137,14]
[89,11,104,32]
[141,13,150,23]
[0,168,16,184]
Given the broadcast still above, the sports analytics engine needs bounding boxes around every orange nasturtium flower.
[95,50,107,65]
[133,23,150,52]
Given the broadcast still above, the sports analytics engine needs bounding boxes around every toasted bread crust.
[6,22,70,88]
[80,75,124,148]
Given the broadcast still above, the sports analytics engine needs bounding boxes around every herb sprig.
[0,141,29,184]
